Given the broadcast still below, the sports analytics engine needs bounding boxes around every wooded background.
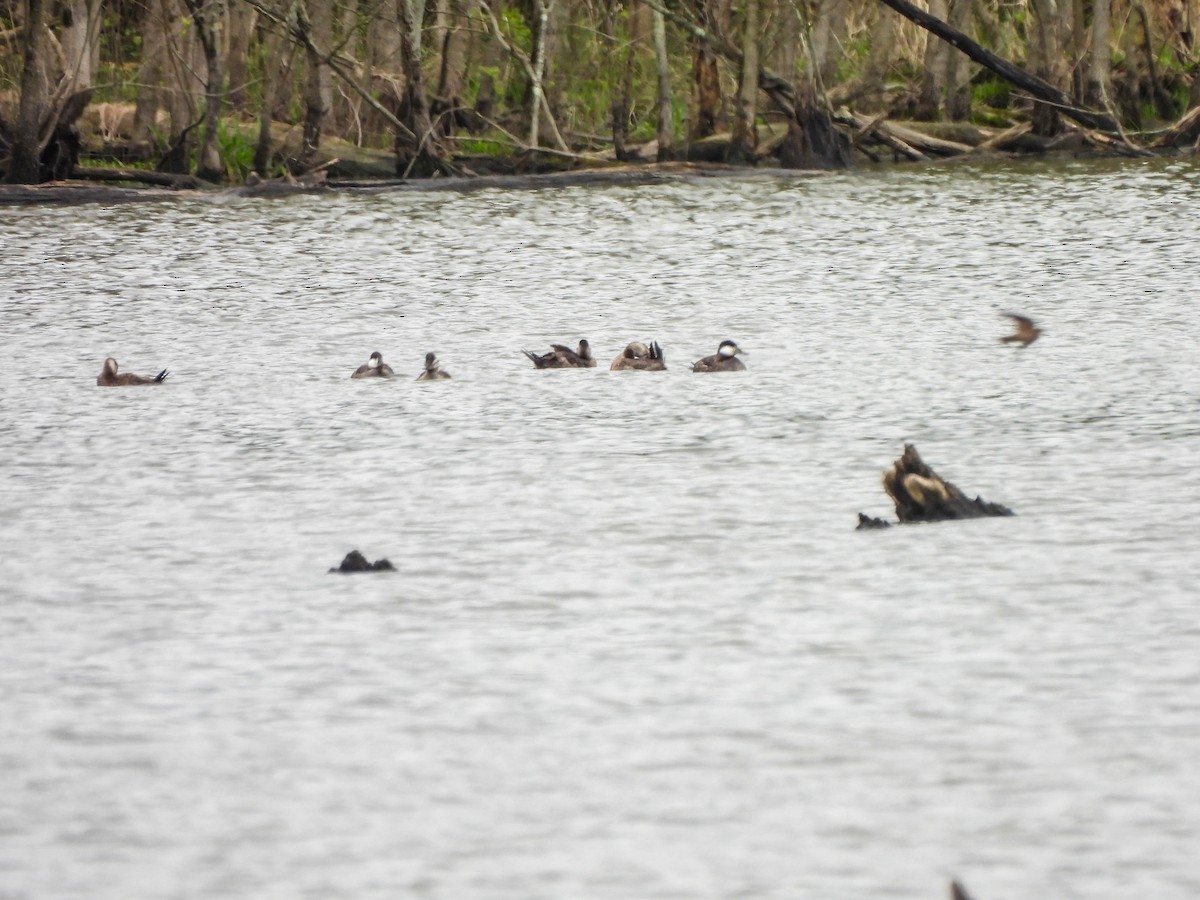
[2,0,1198,183]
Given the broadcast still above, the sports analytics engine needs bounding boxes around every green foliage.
[500,8,532,53]
[972,76,1012,109]
[457,138,510,156]
[217,121,257,181]
[78,157,154,171]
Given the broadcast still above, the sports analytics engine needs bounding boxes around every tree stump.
[857,444,1015,528]
[328,550,396,573]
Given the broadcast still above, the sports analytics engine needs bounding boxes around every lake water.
[2,158,1199,899]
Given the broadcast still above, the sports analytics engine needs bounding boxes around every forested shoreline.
[3,0,1200,187]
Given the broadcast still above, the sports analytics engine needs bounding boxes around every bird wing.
[1003,311,1035,329]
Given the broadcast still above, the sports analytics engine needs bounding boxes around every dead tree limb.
[871,0,1122,135]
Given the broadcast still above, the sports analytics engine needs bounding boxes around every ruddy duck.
[97,357,168,386]
[691,340,747,372]
[1000,312,1041,347]
[417,352,451,380]
[351,351,394,378]
[611,340,666,371]
[523,339,597,369]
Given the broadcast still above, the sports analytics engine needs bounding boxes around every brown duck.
[351,351,395,378]
[523,339,597,369]
[97,357,168,386]
[416,352,451,380]
[692,340,747,372]
[611,340,666,371]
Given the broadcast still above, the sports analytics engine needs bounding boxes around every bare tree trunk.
[527,0,551,147]
[180,0,224,180]
[856,8,896,108]
[1085,0,1111,108]
[396,0,444,173]
[690,0,726,139]
[1028,0,1064,135]
[612,0,641,160]
[132,0,168,146]
[692,43,722,138]
[728,0,759,162]
[651,5,673,160]
[156,0,203,172]
[811,0,848,86]
[779,77,851,168]
[253,22,295,173]
[226,1,258,112]
[59,0,103,90]
[944,0,973,119]
[437,0,476,105]
[915,0,950,118]
[7,0,51,182]
[298,0,333,170]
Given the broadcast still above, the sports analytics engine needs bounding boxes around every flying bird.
[1000,312,1041,347]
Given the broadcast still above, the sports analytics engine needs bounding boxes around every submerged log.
[857,444,1015,528]
[329,550,396,573]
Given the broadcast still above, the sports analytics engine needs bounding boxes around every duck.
[351,351,394,379]
[523,339,597,369]
[417,352,451,380]
[97,357,168,386]
[691,339,747,372]
[611,340,666,371]
[1000,312,1041,347]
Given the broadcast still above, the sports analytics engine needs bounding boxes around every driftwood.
[328,550,395,573]
[837,110,984,160]
[857,444,1015,529]
[838,109,928,161]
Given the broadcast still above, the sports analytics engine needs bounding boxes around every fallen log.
[70,166,210,189]
[857,444,1015,529]
[837,109,928,161]
[1151,104,1200,148]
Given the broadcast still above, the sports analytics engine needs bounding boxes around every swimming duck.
[691,340,747,372]
[351,351,395,379]
[611,340,666,371]
[1000,312,1041,347]
[523,339,597,369]
[97,357,168,386]
[417,352,451,380]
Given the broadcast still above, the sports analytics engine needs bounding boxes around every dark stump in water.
[329,550,396,573]
[856,444,1015,529]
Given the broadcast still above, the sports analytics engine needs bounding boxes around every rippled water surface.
[2,158,1199,899]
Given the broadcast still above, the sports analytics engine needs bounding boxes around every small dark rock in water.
[329,550,395,573]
